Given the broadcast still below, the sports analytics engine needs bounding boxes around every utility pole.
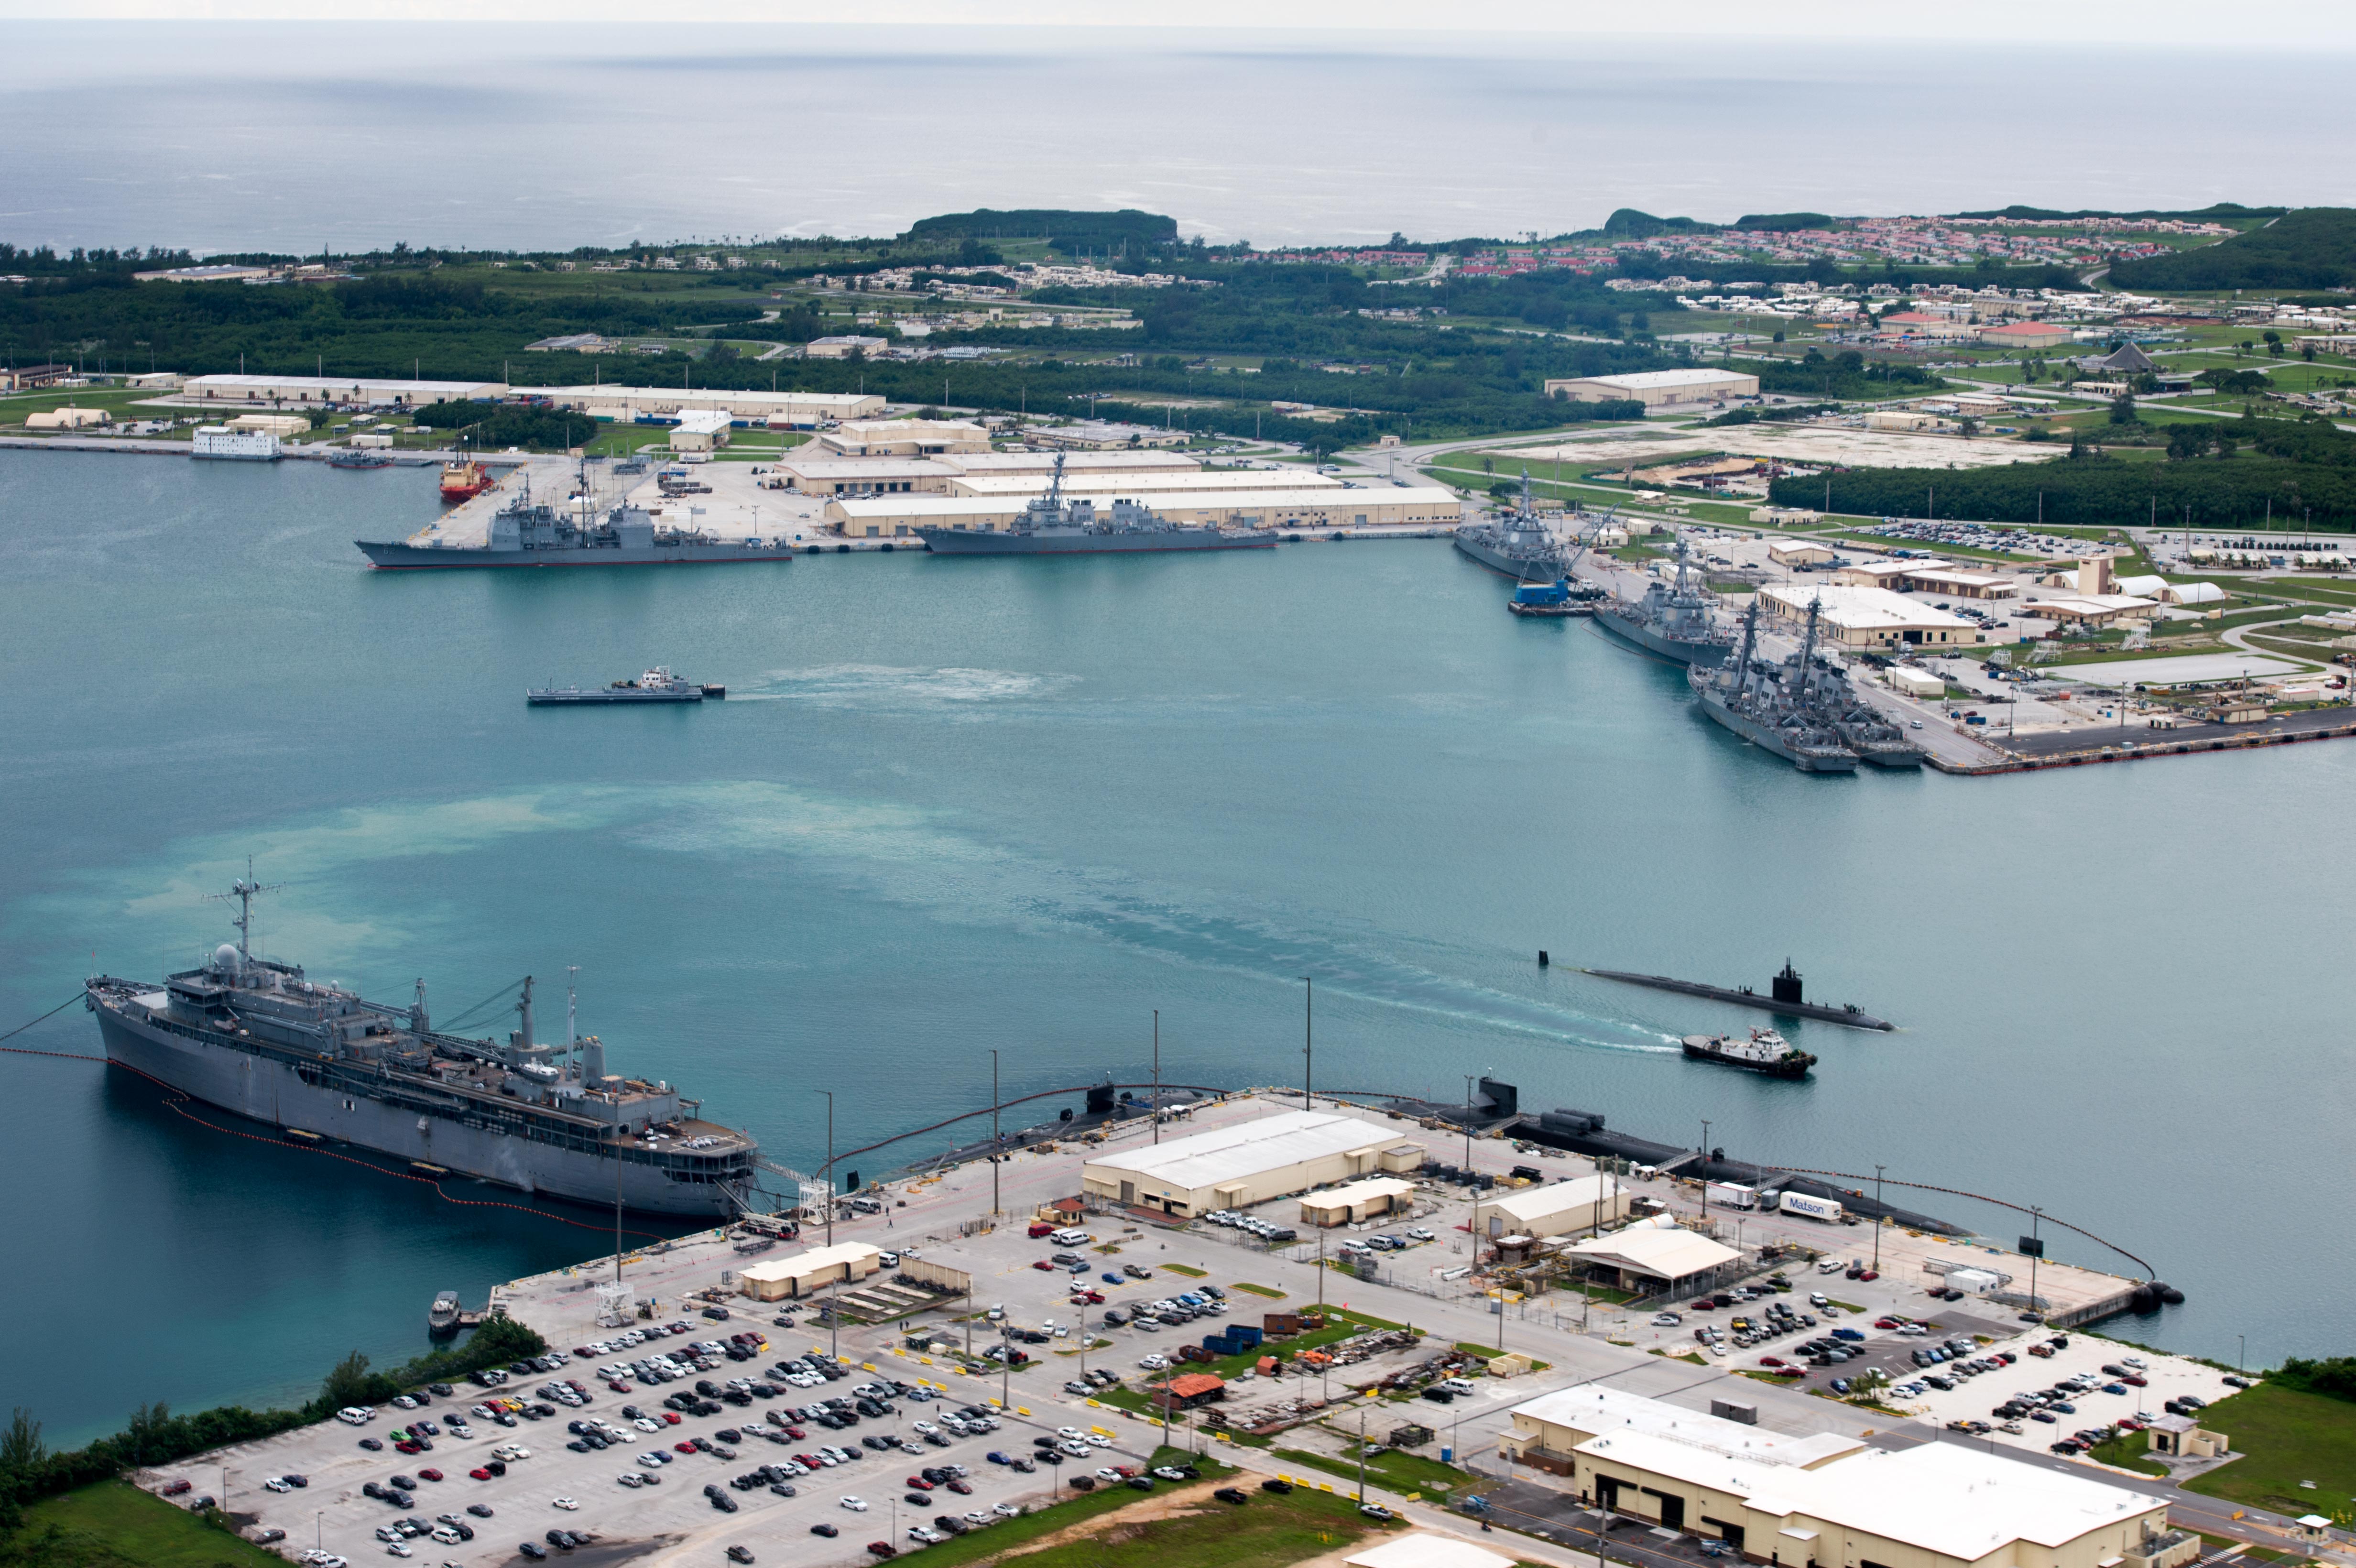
[1301,977,1313,1110]
[1462,1075,1475,1175]
[1873,1165,1885,1276]
[991,1050,1001,1216]
[1152,1011,1161,1145]
[821,1090,835,1247]
[1317,1225,1327,1309]
[1699,1120,1712,1228]
[2028,1206,2043,1314]
[1357,1405,1368,1503]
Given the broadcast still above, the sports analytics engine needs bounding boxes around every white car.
[912,1422,939,1436]
[992,1502,1019,1517]
[636,1453,665,1469]
[265,1479,294,1493]
[1406,1228,1435,1241]
[1085,1434,1110,1448]
[1651,1313,1681,1328]
[633,1417,662,1432]
[840,1496,870,1512]
[337,1407,375,1426]
[1057,1426,1085,1439]
[1138,1354,1168,1370]
[385,1548,412,1560]
[552,1498,579,1511]
[617,1473,643,1488]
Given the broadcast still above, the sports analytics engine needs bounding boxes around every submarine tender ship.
[85,878,759,1215]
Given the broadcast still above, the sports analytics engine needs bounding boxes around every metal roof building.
[1081,1109,1422,1218]
[1545,368,1760,406]
[1759,584,1986,649]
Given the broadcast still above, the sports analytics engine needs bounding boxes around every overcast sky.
[11,0,2356,48]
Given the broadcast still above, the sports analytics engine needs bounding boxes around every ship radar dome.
[213,943,241,974]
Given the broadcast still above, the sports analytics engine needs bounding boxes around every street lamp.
[1301,977,1313,1110]
[1699,1120,1712,1227]
[820,1089,835,1248]
[1873,1165,1885,1276]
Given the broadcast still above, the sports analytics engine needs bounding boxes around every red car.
[1070,1290,1105,1305]
[394,1441,421,1455]
[417,1469,443,1482]
[1857,1270,1880,1282]
[2121,1374,2149,1387]
[662,1413,683,1425]
[608,1381,633,1394]
[1760,1357,1784,1368]
[905,1477,934,1491]
[1028,1223,1056,1239]
[946,1480,972,1495]
[868,1544,898,1559]
[798,1455,825,1470]
[1689,1299,1714,1311]
[160,1481,193,1497]
[784,1426,807,1440]
[573,1347,597,1359]
[675,1442,698,1454]
[1031,1260,1057,1272]
[469,1468,492,1481]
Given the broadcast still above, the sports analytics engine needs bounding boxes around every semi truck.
[1778,1191,1844,1223]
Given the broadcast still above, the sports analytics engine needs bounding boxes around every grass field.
[2183,1383,2356,1520]
[1274,1444,1473,1497]
[899,1447,1422,1568]
[2084,1429,2170,1477]
[15,1480,290,1568]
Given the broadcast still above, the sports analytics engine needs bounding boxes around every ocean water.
[1,447,2348,1441]
[5,24,2356,254]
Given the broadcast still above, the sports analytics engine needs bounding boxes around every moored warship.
[1689,599,1859,773]
[85,876,762,1215]
[1598,533,1736,666]
[358,472,796,569]
[917,453,1274,555]
[1454,469,1569,579]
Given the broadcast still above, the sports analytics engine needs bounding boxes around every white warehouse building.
[1081,1109,1424,1218]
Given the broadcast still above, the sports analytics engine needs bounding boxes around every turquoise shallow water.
[2,448,2348,1441]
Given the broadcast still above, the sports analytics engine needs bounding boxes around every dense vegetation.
[0,1317,547,1532]
[1770,413,2356,529]
[2110,207,2356,291]
[2272,1356,2356,1403]
[1951,203,2283,222]
[1736,349,1943,400]
[903,209,1175,252]
[412,399,596,449]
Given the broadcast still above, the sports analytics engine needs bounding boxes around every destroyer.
[1454,470,1567,580]
[1689,599,1859,773]
[1598,534,1735,666]
[358,473,796,569]
[84,876,761,1216]
[916,453,1275,555]
[1681,1026,1816,1078]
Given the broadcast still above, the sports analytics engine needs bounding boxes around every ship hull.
[1680,1040,1813,1078]
[93,1005,740,1216]
[916,528,1275,555]
[1452,534,1557,579]
[357,540,796,569]
[527,690,703,705]
[1696,690,1858,773]
[1598,607,1731,667]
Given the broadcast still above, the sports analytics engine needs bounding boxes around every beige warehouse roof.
[1742,1441,2164,1557]
[1087,1110,1410,1190]
[1562,1225,1739,1281]
[739,1241,882,1285]
[1761,584,1979,633]
[940,451,1200,474]
[1484,1175,1622,1225]
[952,469,1342,496]
[1300,1177,1415,1213]
[1515,1385,1861,1468]
[830,487,1458,522]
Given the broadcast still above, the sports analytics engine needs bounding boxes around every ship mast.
[208,855,284,960]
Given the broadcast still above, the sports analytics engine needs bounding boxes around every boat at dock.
[1598,533,1736,666]
[1455,469,1568,580]
[1682,1026,1816,1078]
[329,450,394,470]
[528,667,724,705]
[1690,599,1860,773]
[84,874,765,1215]
[916,453,1273,555]
[439,457,491,501]
[428,1290,462,1337]
[358,472,796,569]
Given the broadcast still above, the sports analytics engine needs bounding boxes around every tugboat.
[439,456,491,502]
[1681,1027,1816,1078]
[527,667,724,705]
[428,1290,462,1338]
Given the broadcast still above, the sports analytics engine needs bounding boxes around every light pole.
[990,1050,1001,1217]
[2238,1335,2246,1375]
[1699,1120,1712,1228]
[1301,978,1313,1110]
[2028,1207,2043,1315]
[820,1090,835,1247]
[1152,1011,1160,1146]
[1872,1165,1886,1275]
[1462,1075,1475,1177]
[1356,1405,1369,1504]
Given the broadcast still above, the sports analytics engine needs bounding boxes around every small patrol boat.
[527,667,725,705]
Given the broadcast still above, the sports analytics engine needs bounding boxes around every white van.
[1050,1228,1093,1247]
[1440,1377,1482,1396]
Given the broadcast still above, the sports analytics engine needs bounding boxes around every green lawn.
[904,1447,1403,1568]
[1274,1444,1474,1498]
[16,1480,290,1568]
[2182,1382,2356,1519]
[2084,1429,2170,1477]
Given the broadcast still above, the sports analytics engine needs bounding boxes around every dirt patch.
[979,1478,1226,1562]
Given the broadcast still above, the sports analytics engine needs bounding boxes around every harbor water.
[1,448,2348,1441]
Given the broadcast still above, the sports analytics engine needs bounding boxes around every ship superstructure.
[85,877,761,1216]
[1689,599,1860,773]
[1599,533,1736,666]
[359,469,796,569]
[916,453,1274,555]
[1453,469,1567,580]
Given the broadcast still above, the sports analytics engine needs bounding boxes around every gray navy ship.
[1452,470,1568,579]
[85,877,761,1216]
[1598,534,1736,666]
[917,454,1274,555]
[1689,599,1859,773]
[358,474,796,570]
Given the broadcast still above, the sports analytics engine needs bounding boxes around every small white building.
[191,425,281,460]
[670,409,733,452]
[738,1241,884,1301]
[1560,1226,1741,1293]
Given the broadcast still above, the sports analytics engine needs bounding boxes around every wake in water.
[731,664,1083,710]
[47,778,1672,1064]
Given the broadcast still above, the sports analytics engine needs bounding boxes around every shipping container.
[1779,1192,1844,1223]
